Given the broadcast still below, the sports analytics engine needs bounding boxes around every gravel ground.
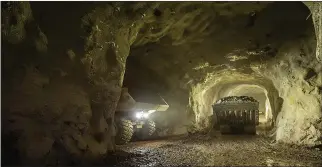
[105,134,322,167]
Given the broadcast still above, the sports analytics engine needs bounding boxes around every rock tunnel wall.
[251,35,322,146]
[1,2,145,163]
[1,1,322,164]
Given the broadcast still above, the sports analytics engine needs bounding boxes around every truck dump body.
[213,96,259,134]
[213,102,259,125]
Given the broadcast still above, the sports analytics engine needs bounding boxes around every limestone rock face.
[252,36,322,146]
[2,1,322,165]
[1,2,142,164]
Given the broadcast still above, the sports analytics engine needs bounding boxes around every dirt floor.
[104,134,322,167]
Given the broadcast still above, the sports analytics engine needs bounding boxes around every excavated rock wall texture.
[252,35,322,146]
[1,2,146,164]
[128,2,321,146]
[2,1,268,163]
[246,2,322,146]
[128,2,313,133]
[2,1,321,165]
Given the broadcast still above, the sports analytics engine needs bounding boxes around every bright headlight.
[135,111,150,119]
[135,112,143,119]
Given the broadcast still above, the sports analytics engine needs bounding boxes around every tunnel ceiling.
[126,2,312,89]
[1,1,322,163]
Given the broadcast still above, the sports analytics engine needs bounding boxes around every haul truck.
[212,96,259,134]
[115,88,169,144]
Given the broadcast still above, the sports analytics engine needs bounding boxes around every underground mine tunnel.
[1,1,322,166]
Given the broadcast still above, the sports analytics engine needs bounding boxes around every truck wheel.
[115,118,134,145]
[244,125,256,135]
[137,120,156,140]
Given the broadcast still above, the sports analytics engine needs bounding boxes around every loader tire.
[115,118,134,145]
[137,120,156,140]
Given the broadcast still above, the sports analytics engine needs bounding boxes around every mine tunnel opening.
[220,84,274,132]
[206,77,282,136]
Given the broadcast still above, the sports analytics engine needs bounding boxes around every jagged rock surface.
[1,1,322,165]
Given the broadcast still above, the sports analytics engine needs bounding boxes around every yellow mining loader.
[115,88,169,144]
